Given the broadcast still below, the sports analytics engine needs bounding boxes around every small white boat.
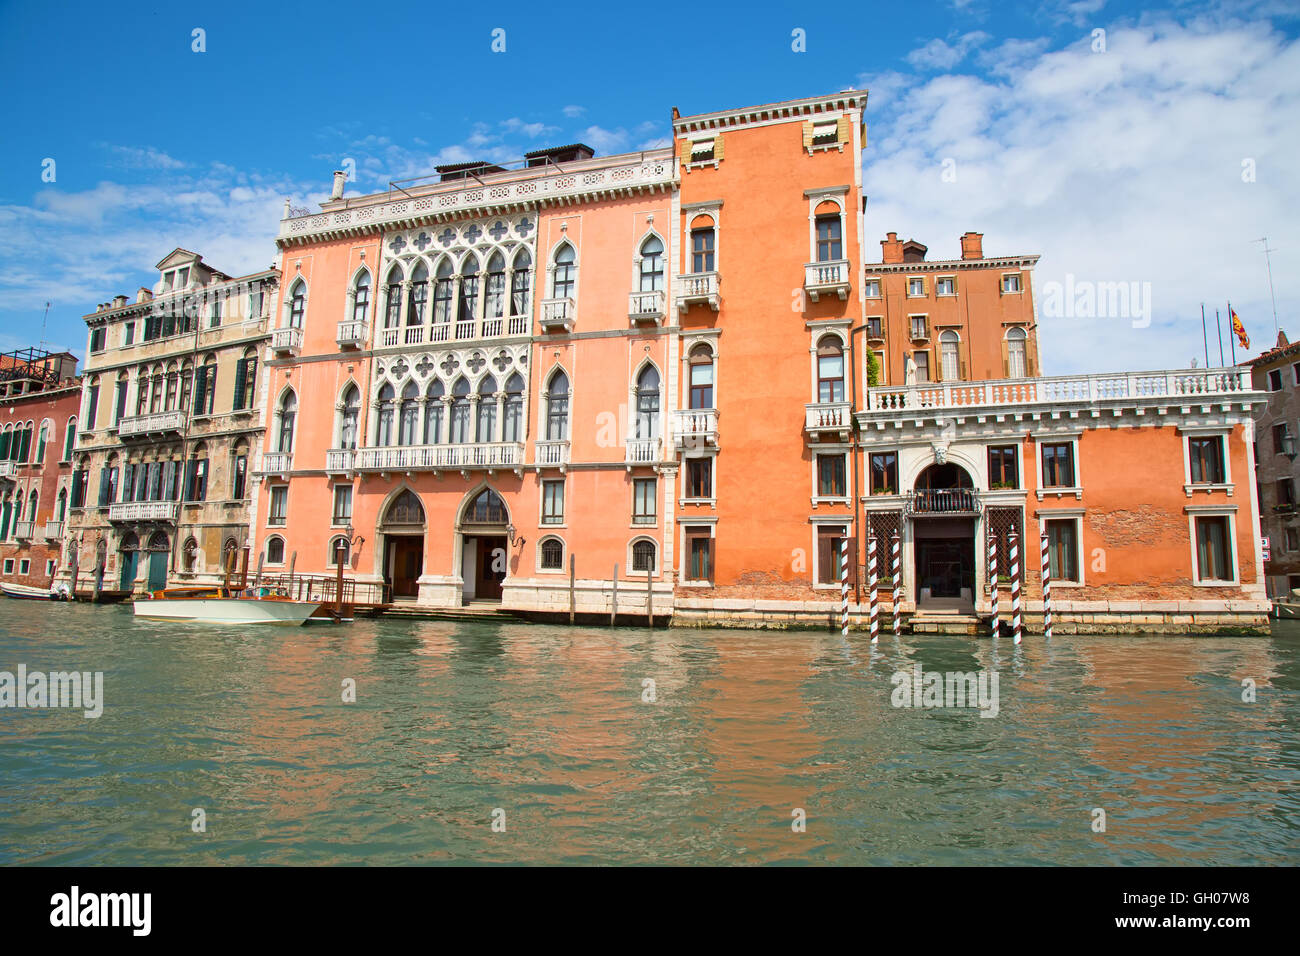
[0,582,55,600]
[133,592,321,625]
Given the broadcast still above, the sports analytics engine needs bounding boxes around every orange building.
[254,90,1268,633]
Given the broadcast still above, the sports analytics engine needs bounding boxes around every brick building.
[1248,331,1300,597]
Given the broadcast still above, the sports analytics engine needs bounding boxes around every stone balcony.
[325,448,356,475]
[675,272,720,313]
[804,260,851,302]
[260,452,293,477]
[271,326,304,356]
[118,409,185,439]
[540,297,576,333]
[0,461,16,481]
[805,401,853,440]
[672,408,718,448]
[12,520,33,540]
[356,442,526,474]
[628,290,667,326]
[535,439,570,470]
[43,520,64,540]
[377,314,532,349]
[337,319,366,349]
[109,500,178,523]
[906,488,981,516]
[625,437,661,468]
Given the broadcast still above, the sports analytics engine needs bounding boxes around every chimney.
[137,287,153,303]
[112,295,127,309]
[960,231,984,260]
[331,170,346,200]
[881,232,904,264]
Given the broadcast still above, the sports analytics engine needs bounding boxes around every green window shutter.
[232,359,246,410]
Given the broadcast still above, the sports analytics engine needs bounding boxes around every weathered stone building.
[1249,331,1300,597]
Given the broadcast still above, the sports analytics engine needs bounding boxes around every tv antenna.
[1254,238,1280,336]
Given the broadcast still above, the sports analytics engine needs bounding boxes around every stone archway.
[379,488,425,600]
[457,487,510,604]
[911,462,978,609]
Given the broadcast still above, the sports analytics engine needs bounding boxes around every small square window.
[869,451,898,495]
[1188,436,1225,484]
[46,560,56,577]
[864,279,881,299]
[1270,369,1284,391]
[1042,443,1076,488]
[988,445,1019,489]
[2,560,12,574]
[867,316,883,339]
[910,315,928,340]
[686,458,712,499]
[690,138,715,163]
[817,455,847,498]
[1002,273,1023,294]
[1287,528,1299,551]
[1277,478,1295,505]
[19,559,30,575]
[811,121,839,146]
[935,277,956,296]
[1273,423,1290,454]
[907,277,925,297]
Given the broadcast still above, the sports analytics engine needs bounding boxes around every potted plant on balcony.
[990,481,1016,491]
[871,485,896,496]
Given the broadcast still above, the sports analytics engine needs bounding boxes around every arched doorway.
[118,532,139,591]
[380,489,425,599]
[146,531,170,592]
[911,462,978,608]
[460,487,509,603]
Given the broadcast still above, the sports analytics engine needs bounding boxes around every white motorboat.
[133,589,320,625]
[0,582,56,600]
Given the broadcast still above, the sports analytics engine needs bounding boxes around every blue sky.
[1,0,1297,373]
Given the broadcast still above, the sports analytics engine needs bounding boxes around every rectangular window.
[209,297,222,328]
[332,484,352,524]
[1293,363,1300,386]
[1002,273,1022,293]
[691,229,715,273]
[89,328,106,353]
[1277,478,1295,505]
[46,560,56,577]
[815,216,842,262]
[811,120,839,146]
[685,527,713,582]
[816,526,847,585]
[541,480,564,525]
[907,277,925,297]
[686,458,712,499]
[1287,528,1299,552]
[988,445,1019,489]
[1042,442,1076,488]
[2,560,11,574]
[268,486,288,526]
[1273,423,1289,455]
[869,451,898,494]
[1188,436,1226,484]
[633,478,656,525]
[690,138,715,162]
[867,316,883,339]
[1194,515,1234,582]
[935,276,956,296]
[1045,518,1080,583]
[19,559,30,575]
[913,350,930,382]
[910,315,928,339]
[864,278,881,298]
[124,322,135,346]
[231,454,247,499]
[1269,369,1283,391]
[817,454,847,497]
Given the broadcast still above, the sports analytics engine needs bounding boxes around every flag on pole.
[1230,305,1250,350]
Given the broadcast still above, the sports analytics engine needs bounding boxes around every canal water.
[1,601,1297,865]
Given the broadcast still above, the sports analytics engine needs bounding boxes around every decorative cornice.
[673,91,866,135]
[865,255,1040,275]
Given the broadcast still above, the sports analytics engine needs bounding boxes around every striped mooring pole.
[890,530,902,638]
[989,533,999,639]
[867,533,879,644]
[1009,527,1022,645]
[839,536,850,638]
[1040,531,1053,640]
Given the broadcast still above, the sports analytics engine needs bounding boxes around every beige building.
[62,249,279,594]
[1249,330,1300,598]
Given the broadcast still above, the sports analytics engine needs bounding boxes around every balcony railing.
[377,313,532,349]
[12,520,33,540]
[625,437,660,466]
[109,501,179,522]
[271,326,303,355]
[805,401,853,435]
[337,319,366,349]
[672,408,718,447]
[540,297,576,333]
[0,461,16,480]
[907,488,981,515]
[43,520,64,540]
[804,260,851,302]
[325,448,356,474]
[261,452,293,476]
[535,440,570,468]
[628,289,667,325]
[864,368,1252,414]
[356,442,526,472]
[675,272,720,313]
[118,409,185,438]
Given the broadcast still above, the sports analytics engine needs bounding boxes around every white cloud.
[582,125,631,154]
[906,30,991,70]
[100,144,187,170]
[562,105,586,118]
[862,19,1300,373]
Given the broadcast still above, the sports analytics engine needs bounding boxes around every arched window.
[817,336,845,403]
[639,236,665,292]
[635,365,660,439]
[540,536,564,571]
[424,380,445,444]
[407,261,428,326]
[112,373,129,426]
[690,217,715,273]
[458,254,480,325]
[288,280,306,329]
[476,376,498,442]
[0,425,10,461]
[546,371,569,441]
[503,373,524,443]
[135,365,150,416]
[465,488,506,524]
[148,366,163,414]
[1006,327,1027,379]
[814,202,842,262]
[185,442,209,501]
[353,271,371,323]
[27,489,38,527]
[231,441,249,499]
[195,355,217,415]
[265,535,286,564]
[384,266,403,329]
[689,344,714,409]
[276,391,297,453]
[56,487,67,521]
[552,243,576,299]
[183,537,199,572]
[384,488,425,526]
[485,252,507,319]
[510,249,532,317]
[0,491,10,540]
[35,420,49,463]
[339,384,361,449]
[63,417,76,461]
[632,539,656,573]
[328,535,350,567]
[398,381,420,445]
[433,259,454,325]
[376,383,395,446]
[179,360,194,411]
[940,330,960,381]
[164,362,179,410]
[449,378,471,444]
[233,348,258,412]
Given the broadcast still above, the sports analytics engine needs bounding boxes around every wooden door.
[476,536,506,600]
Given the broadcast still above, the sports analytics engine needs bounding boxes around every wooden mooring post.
[646,566,653,629]
[569,554,576,624]
[611,563,618,627]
